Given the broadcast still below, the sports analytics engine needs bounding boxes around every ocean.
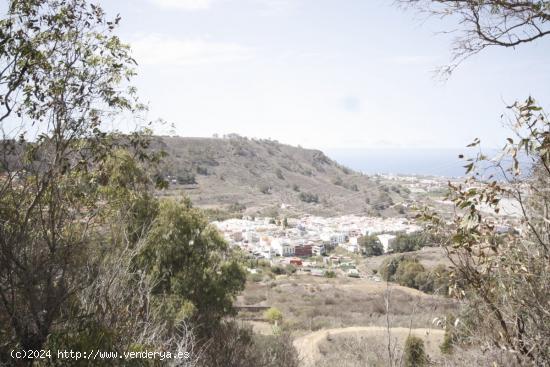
[325,148,504,178]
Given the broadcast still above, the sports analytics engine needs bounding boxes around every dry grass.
[238,275,456,332]
[315,327,443,367]
[237,254,463,367]
[311,331,521,367]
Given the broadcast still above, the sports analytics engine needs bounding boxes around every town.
[213,214,421,262]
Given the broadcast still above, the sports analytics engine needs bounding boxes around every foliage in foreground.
[418,98,550,365]
[0,0,246,365]
[398,1,550,363]
[201,321,300,367]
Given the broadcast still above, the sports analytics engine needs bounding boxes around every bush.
[254,333,301,367]
[228,202,246,212]
[299,192,319,203]
[196,165,208,175]
[394,259,426,289]
[264,307,283,324]
[403,335,427,367]
[271,265,287,275]
[379,256,404,281]
[176,170,197,184]
[285,264,297,274]
[325,270,336,278]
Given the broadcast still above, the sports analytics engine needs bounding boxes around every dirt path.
[293,326,445,367]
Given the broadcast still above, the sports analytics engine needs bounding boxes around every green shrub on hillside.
[379,256,404,281]
[264,307,283,324]
[299,192,319,203]
[403,335,427,367]
[394,259,426,289]
[176,170,197,184]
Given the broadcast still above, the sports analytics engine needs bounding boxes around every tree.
[420,101,550,364]
[360,235,384,256]
[282,217,289,229]
[135,198,247,336]
[0,0,150,358]
[398,0,550,75]
[0,2,207,365]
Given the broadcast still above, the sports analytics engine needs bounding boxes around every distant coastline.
[325,148,469,177]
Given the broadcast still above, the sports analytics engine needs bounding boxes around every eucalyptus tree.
[0,0,158,361]
[398,0,550,75]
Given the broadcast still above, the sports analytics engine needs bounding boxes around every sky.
[101,0,550,151]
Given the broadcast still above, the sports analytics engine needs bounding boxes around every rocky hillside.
[155,135,410,217]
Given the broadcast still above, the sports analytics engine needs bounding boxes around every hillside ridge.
[156,135,409,217]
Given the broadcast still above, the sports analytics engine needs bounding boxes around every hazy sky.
[102,0,550,150]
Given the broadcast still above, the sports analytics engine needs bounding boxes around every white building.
[321,232,347,246]
[344,243,360,253]
[377,234,396,253]
[312,244,326,256]
[244,231,259,243]
[271,239,294,256]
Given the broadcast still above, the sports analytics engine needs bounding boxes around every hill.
[154,135,410,217]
